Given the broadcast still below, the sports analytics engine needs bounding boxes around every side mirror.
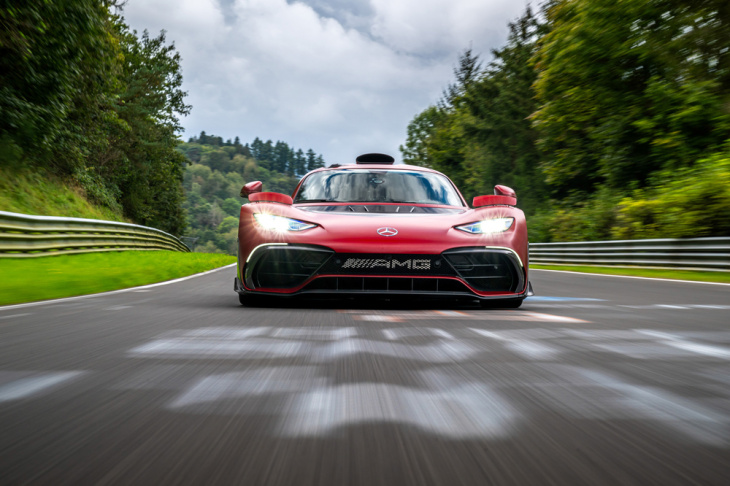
[494,185,516,198]
[473,185,517,208]
[241,181,263,198]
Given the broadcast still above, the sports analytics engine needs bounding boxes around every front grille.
[245,245,333,289]
[301,277,472,294]
[442,248,523,292]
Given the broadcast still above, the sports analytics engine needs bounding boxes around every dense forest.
[0,1,189,234]
[177,134,325,254]
[402,0,730,242]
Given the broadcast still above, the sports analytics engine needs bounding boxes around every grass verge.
[0,166,126,221]
[0,251,236,306]
[531,264,730,284]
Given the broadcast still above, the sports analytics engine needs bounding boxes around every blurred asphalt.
[0,267,728,485]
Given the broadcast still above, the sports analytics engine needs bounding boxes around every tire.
[238,293,264,307]
[480,298,523,309]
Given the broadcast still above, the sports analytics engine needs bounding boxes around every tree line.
[402,0,730,241]
[177,135,325,254]
[0,1,189,234]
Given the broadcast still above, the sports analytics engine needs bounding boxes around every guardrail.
[529,237,730,270]
[0,211,190,258]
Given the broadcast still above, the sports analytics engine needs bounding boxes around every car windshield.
[294,169,464,206]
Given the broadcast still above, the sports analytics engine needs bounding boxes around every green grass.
[0,166,126,221]
[0,251,236,306]
[531,264,730,284]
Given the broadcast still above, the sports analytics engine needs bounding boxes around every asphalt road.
[0,267,729,485]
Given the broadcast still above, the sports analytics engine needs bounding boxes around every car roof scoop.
[356,153,395,164]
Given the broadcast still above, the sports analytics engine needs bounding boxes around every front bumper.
[237,244,528,300]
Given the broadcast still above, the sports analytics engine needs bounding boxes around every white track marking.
[638,330,730,360]
[531,268,730,286]
[429,328,454,340]
[130,329,478,363]
[271,327,356,340]
[524,312,588,323]
[0,313,31,320]
[471,329,559,360]
[281,382,516,439]
[0,371,83,402]
[0,263,236,311]
[355,315,403,322]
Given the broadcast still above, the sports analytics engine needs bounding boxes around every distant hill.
[177,133,325,254]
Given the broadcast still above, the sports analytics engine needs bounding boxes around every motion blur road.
[0,267,728,485]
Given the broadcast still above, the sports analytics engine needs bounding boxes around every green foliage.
[0,0,117,169]
[401,8,548,212]
[0,2,190,235]
[402,2,730,242]
[532,0,730,194]
[178,134,325,254]
[0,165,126,222]
[612,145,730,239]
[0,251,235,305]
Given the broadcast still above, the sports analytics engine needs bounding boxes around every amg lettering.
[391,259,411,269]
[341,258,431,270]
[413,259,430,270]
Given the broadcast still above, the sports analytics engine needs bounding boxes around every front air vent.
[245,245,333,289]
[442,249,523,292]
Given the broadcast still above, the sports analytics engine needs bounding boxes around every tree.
[110,26,191,233]
[306,149,317,171]
[0,0,120,172]
[532,0,730,195]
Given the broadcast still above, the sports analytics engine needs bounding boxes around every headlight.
[254,213,317,232]
[455,217,514,234]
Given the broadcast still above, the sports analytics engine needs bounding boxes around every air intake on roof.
[356,153,395,164]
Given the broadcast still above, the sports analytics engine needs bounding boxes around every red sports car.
[235,154,532,307]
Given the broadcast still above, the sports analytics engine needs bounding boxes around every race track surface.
[0,267,728,485]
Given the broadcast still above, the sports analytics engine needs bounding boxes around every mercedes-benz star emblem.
[377,227,398,237]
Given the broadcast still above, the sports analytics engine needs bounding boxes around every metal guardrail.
[529,237,730,270]
[0,211,190,258]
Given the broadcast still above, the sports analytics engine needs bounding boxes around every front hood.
[239,202,526,255]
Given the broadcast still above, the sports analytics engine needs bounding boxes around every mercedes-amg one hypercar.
[234,153,532,307]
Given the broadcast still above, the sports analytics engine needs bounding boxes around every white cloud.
[122,0,530,164]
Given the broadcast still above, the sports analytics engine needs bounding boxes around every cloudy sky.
[122,0,531,164]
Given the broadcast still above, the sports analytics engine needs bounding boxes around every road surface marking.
[471,329,559,360]
[0,371,83,402]
[524,312,589,323]
[638,330,730,360]
[355,315,403,322]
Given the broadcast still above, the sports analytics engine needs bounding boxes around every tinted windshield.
[294,169,464,206]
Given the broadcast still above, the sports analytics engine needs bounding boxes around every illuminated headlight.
[456,217,514,234]
[254,213,317,232]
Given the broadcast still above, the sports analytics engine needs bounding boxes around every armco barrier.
[529,237,730,270]
[0,211,190,258]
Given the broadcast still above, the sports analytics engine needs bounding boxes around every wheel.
[238,292,264,307]
[480,298,523,309]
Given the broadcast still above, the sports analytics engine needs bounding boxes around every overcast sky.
[122,0,531,164]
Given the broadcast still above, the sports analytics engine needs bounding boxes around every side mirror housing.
[241,181,263,198]
[494,185,516,198]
